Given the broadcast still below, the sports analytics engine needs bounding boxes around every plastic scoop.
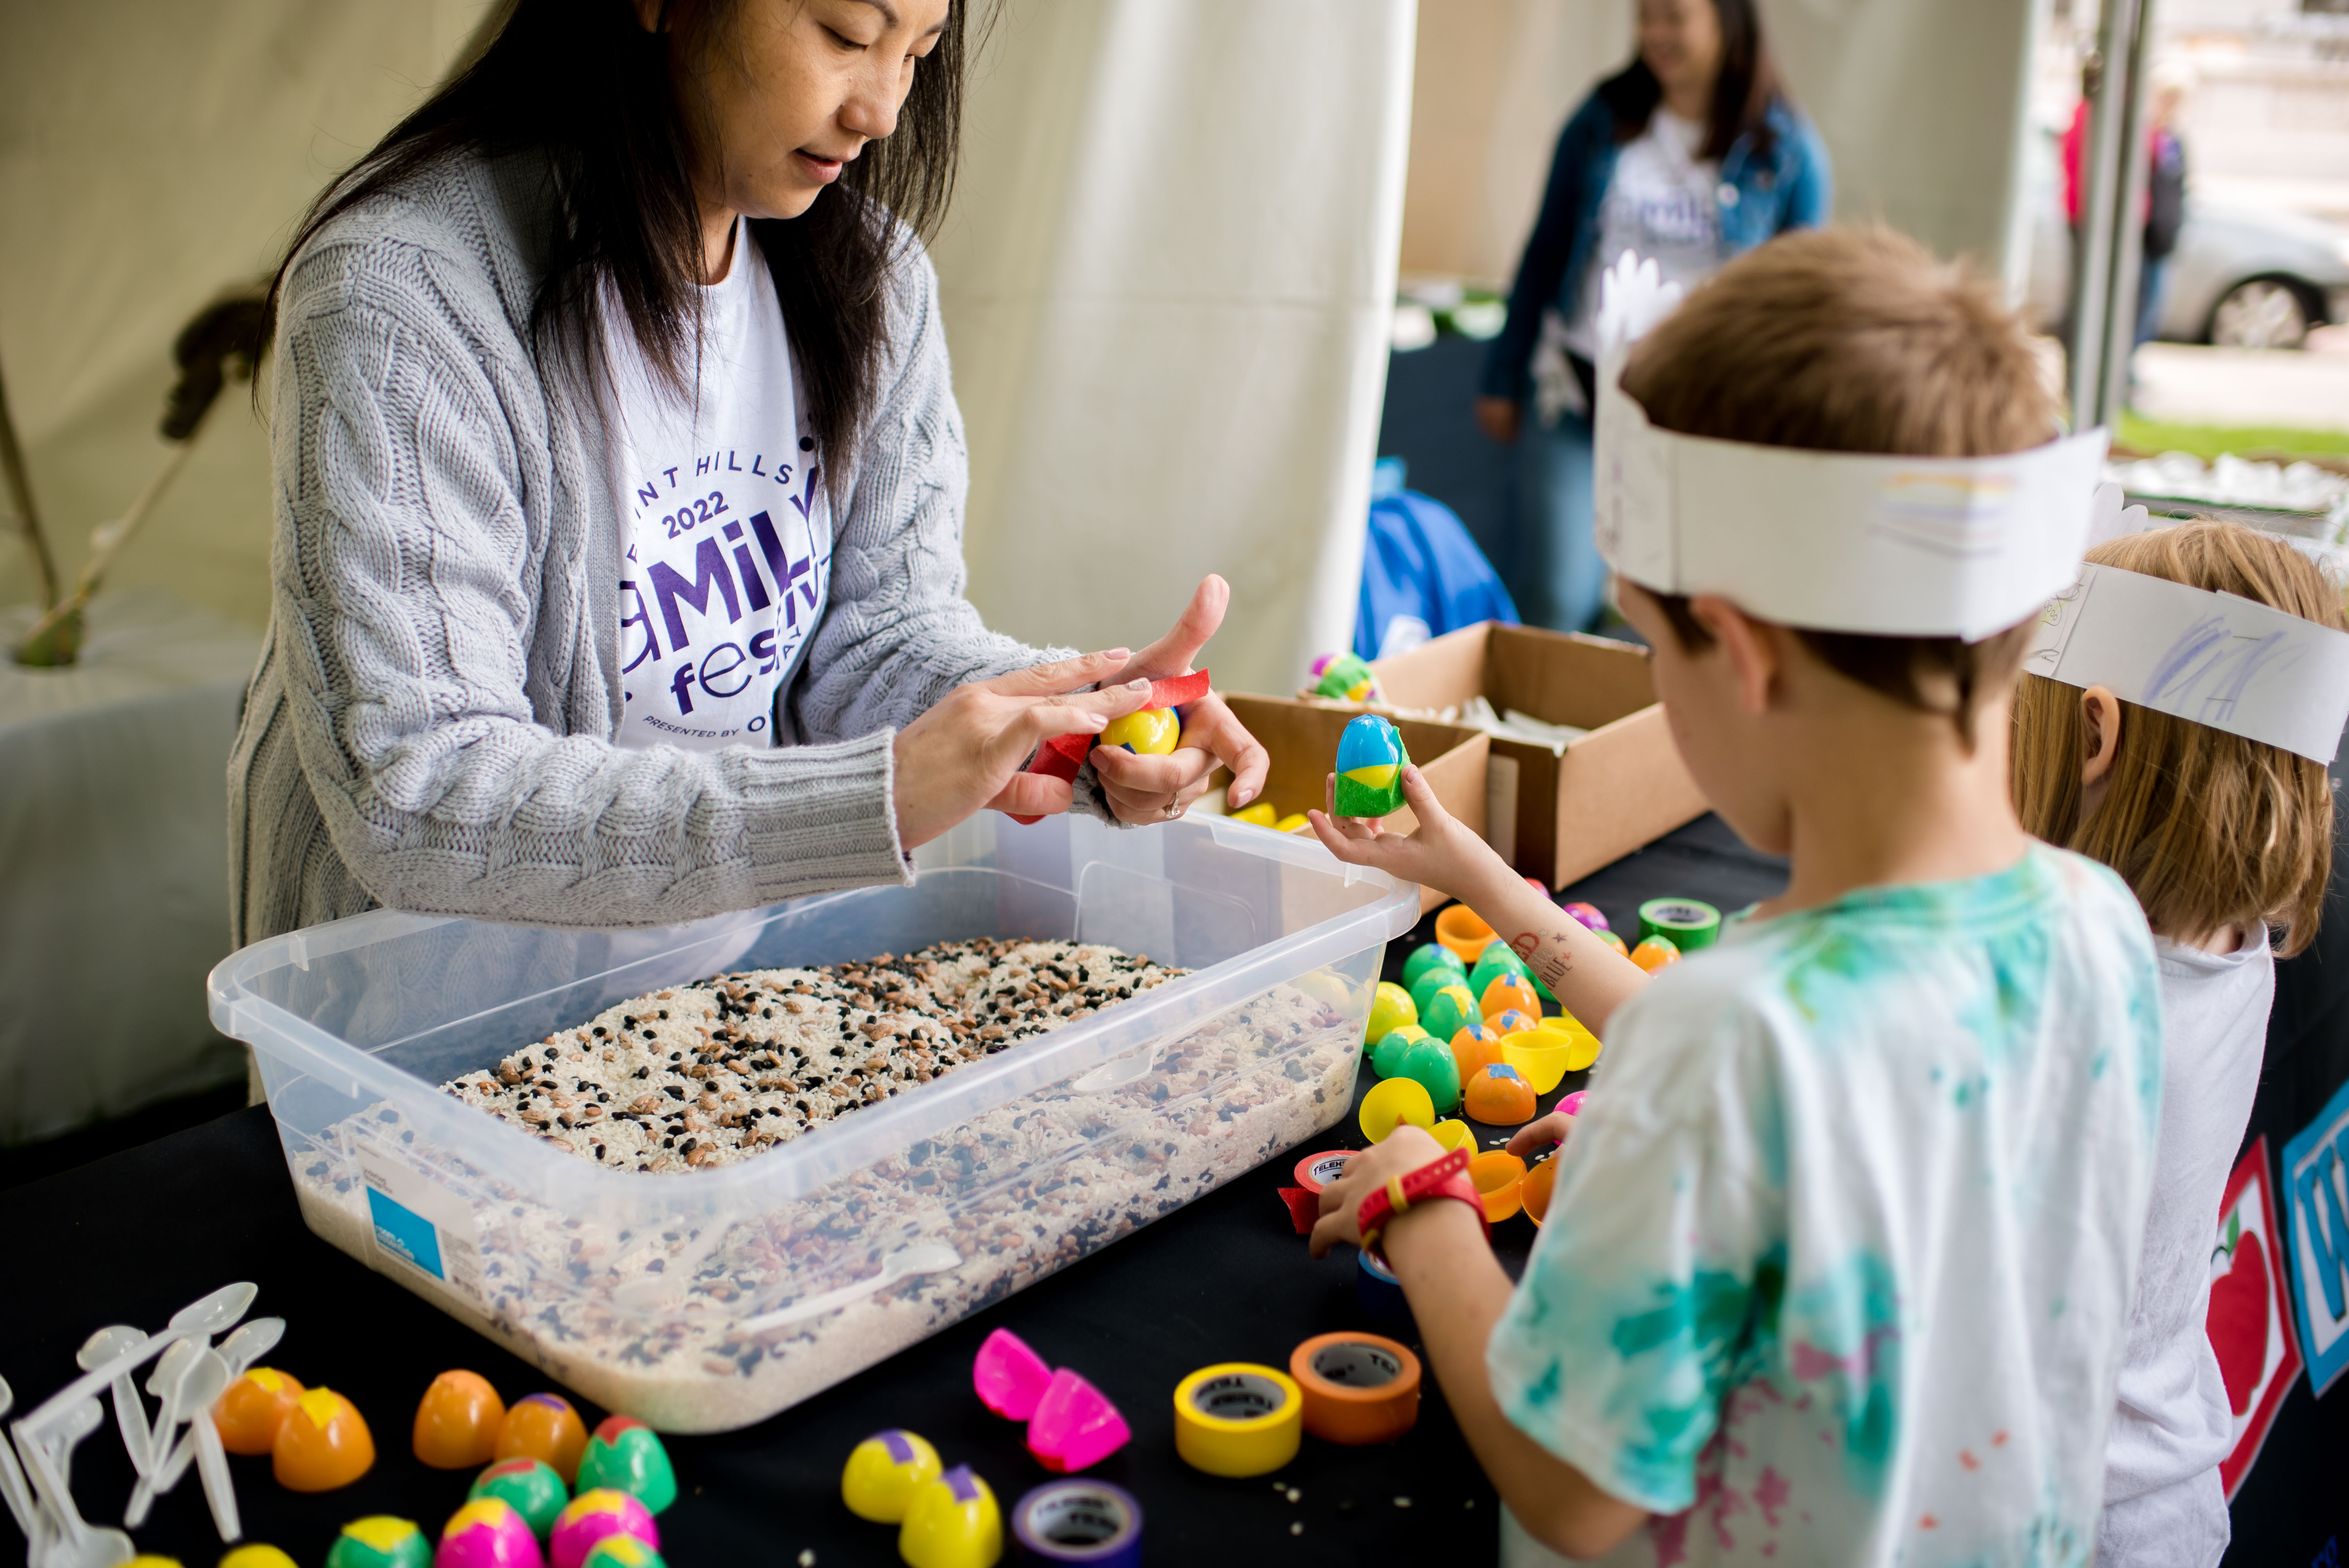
[1023,1369,1129,1474]
[972,1329,1054,1422]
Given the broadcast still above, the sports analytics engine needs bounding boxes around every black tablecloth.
[0,815,1787,1568]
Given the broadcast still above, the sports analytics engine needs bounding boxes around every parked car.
[2022,129,2349,349]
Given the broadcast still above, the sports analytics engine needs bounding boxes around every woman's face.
[660,0,951,223]
[1637,0,1725,104]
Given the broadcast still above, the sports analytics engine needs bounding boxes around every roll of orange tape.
[1287,1333,1421,1447]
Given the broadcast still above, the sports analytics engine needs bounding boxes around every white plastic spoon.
[734,1242,962,1335]
[121,1345,199,1530]
[18,1402,130,1568]
[18,1283,255,1442]
[71,1331,150,1479]
[0,1375,37,1550]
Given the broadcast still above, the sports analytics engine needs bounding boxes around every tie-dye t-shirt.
[1487,845,2162,1568]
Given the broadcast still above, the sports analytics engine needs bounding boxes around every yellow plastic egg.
[1229,801,1278,827]
[899,1465,1002,1568]
[1274,813,1311,833]
[1365,982,1417,1045]
[841,1429,943,1524]
[1098,707,1180,755]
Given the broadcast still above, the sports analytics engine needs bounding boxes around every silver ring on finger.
[1163,800,1181,820]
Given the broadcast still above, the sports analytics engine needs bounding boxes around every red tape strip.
[1007,668,1212,826]
[1280,1186,1320,1234]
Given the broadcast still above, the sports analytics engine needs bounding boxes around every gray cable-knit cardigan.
[228,150,1085,946]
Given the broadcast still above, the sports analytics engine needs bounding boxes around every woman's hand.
[1474,396,1522,446]
[1307,1123,1444,1260]
[891,651,1154,850]
[1092,575,1270,824]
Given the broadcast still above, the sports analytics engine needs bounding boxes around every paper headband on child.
[1590,252,2111,642]
[2023,490,2349,764]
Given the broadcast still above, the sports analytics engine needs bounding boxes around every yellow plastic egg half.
[1098,706,1181,755]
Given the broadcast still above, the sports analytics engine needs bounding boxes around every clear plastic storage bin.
[209,811,1417,1432]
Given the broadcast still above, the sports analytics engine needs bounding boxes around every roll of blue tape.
[1011,1479,1144,1566]
[1357,1251,1413,1332]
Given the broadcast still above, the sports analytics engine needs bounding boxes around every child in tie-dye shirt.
[1305,230,2162,1568]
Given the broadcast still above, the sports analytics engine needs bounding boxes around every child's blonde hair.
[2010,520,2340,955]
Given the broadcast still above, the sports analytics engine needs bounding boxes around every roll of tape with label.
[1288,1333,1422,1446]
[1171,1364,1304,1478]
[1636,897,1721,953]
[1010,1480,1143,1567]
[1292,1150,1353,1194]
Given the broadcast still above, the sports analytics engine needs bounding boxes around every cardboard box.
[1215,695,1489,915]
[1369,622,1707,889]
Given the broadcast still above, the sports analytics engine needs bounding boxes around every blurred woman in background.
[1474,0,1830,633]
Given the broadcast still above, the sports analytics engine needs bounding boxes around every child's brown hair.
[1618,226,2060,748]
[2010,520,2339,955]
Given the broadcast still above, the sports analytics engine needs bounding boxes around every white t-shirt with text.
[606,221,832,751]
[1563,108,1724,358]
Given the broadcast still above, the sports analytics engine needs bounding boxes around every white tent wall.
[933,0,1419,697]
[0,0,504,625]
[1399,0,2043,287]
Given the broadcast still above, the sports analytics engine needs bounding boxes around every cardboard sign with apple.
[2213,1135,2304,1499]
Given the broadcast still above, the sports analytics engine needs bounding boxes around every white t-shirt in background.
[2098,927,2272,1568]
[1563,108,1723,358]
[606,221,832,752]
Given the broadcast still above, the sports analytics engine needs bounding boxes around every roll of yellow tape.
[1172,1364,1304,1478]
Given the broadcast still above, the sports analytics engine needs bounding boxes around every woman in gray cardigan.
[231,0,1268,945]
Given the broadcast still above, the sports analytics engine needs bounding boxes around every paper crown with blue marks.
[2022,487,2349,763]
[1590,251,2110,643]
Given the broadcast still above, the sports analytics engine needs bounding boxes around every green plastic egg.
[324,1519,430,1568]
[1419,984,1479,1046]
[1469,942,1530,999]
[1399,943,1466,992]
[576,1416,677,1516]
[1365,982,1417,1046]
[470,1457,569,1539]
[1371,1024,1430,1079]
[1395,1038,1463,1115]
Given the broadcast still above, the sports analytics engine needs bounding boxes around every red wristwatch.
[1356,1147,1486,1266]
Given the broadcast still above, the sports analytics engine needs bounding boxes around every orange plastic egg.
[1463,1063,1537,1126]
[1449,1024,1503,1081]
[1467,1150,1528,1222]
[213,1367,305,1457]
[272,1387,376,1492]
[1631,936,1681,973]
[1479,975,1540,1021]
[1488,1008,1540,1038]
[1521,1156,1559,1225]
[497,1393,590,1486]
[413,1369,507,1470]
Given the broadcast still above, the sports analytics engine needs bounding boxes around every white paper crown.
[1590,251,2112,641]
[2024,492,2349,763]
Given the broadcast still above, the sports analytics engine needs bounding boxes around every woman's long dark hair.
[1598,0,1784,163]
[262,0,980,466]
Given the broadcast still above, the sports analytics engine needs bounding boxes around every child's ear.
[1690,594,1779,715]
[2080,685,2122,786]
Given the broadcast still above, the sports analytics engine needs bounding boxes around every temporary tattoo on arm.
[1511,929,1577,989]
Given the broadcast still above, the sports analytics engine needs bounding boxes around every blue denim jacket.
[1479,85,1832,402]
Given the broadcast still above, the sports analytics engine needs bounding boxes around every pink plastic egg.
[549,1490,658,1568]
[435,1499,544,1568]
